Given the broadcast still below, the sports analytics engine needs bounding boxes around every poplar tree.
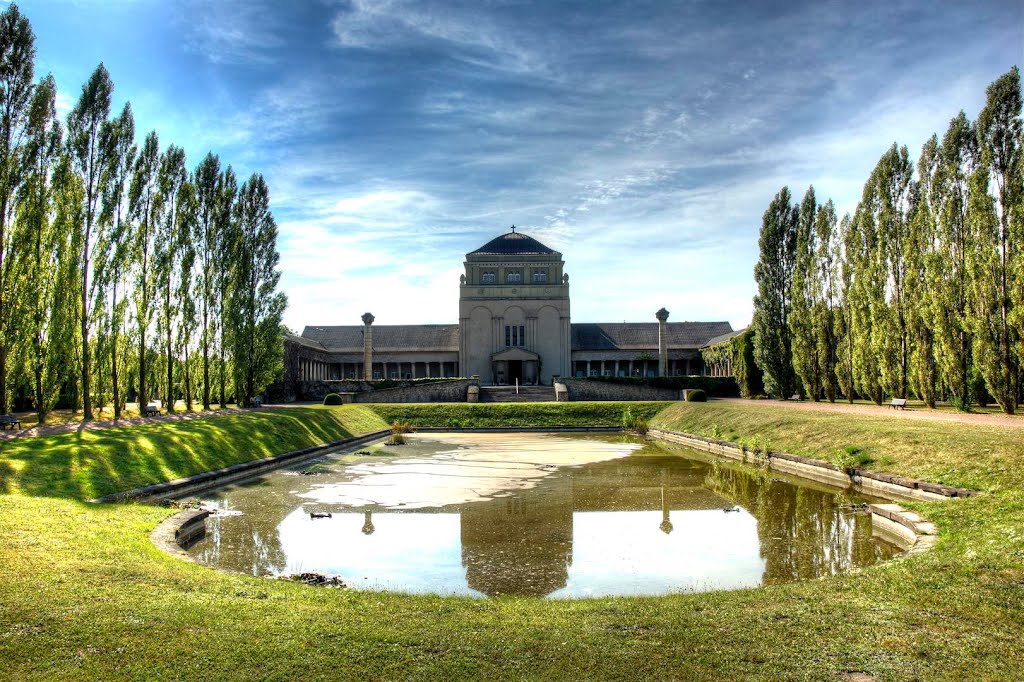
[849,202,885,405]
[215,166,237,407]
[0,3,35,413]
[789,186,822,399]
[16,74,61,421]
[194,152,220,410]
[154,145,186,410]
[175,179,198,411]
[814,200,840,402]
[128,131,159,408]
[834,213,856,402]
[226,174,285,407]
[972,66,1022,413]
[66,63,112,419]
[95,103,135,418]
[908,135,940,407]
[752,186,798,398]
[869,144,916,400]
[930,115,980,407]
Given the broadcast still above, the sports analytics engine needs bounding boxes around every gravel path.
[718,398,1023,428]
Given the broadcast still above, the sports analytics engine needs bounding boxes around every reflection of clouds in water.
[298,433,642,509]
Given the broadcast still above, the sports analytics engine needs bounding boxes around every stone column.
[656,307,670,377]
[361,312,374,381]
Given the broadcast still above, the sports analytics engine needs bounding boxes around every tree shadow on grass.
[1,407,373,501]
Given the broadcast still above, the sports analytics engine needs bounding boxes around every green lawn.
[1,402,1022,680]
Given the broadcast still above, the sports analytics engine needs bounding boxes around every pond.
[185,432,903,598]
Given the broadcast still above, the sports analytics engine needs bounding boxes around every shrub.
[828,446,874,474]
[686,389,707,402]
[390,420,413,434]
[323,393,343,406]
[621,407,649,434]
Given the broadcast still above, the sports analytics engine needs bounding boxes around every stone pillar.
[361,312,374,381]
[656,307,670,377]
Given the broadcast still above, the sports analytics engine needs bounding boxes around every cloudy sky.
[24,0,1022,331]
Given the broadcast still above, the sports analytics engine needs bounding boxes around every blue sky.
[22,0,1023,331]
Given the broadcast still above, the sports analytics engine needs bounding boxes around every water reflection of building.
[458,455,730,597]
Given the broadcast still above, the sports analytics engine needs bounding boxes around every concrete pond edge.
[93,429,390,505]
[145,425,975,562]
[648,426,978,554]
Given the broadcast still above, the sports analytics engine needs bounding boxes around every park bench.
[888,398,907,410]
[0,414,21,430]
[141,401,161,418]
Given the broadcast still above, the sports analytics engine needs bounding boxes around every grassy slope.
[650,401,1024,491]
[0,406,388,499]
[0,402,1022,680]
[372,401,667,428]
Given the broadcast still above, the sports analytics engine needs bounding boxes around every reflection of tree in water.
[200,509,289,576]
[702,462,896,583]
[460,480,574,597]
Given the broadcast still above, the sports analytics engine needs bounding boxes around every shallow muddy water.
[186,432,902,598]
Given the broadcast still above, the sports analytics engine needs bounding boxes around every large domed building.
[284,228,734,387]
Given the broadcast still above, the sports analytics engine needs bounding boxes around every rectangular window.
[505,325,526,347]
[506,271,521,283]
[532,270,547,283]
[482,271,496,284]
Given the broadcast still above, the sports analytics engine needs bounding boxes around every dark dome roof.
[469,231,557,256]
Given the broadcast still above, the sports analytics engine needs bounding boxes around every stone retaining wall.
[353,379,474,403]
[562,378,679,402]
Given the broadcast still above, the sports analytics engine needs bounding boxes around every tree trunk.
[138,330,147,412]
[111,283,121,420]
[165,281,173,413]
[81,226,92,420]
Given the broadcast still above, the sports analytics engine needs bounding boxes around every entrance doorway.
[508,360,524,384]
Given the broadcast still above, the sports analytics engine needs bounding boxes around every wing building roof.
[570,322,733,350]
[301,325,461,351]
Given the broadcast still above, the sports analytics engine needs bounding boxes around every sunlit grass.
[0,406,389,499]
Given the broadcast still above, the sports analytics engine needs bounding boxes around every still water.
[186,432,902,598]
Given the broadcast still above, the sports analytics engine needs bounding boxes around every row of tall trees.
[0,4,286,421]
[752,66,1022,414]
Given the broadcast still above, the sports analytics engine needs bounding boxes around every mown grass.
[0,401,1022,680]
[0,406,388,499]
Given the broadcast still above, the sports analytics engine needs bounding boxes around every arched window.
[532,270,547,283]
[506,271,522,284]
[481,271,496,284]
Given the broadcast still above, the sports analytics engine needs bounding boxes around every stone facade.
[276,228,736,395]
[459,230,571,385]
[560,378,681,402]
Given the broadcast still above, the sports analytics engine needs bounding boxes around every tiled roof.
[301,325,461,351]
[284,333,327,352]
[468,231,558,256]
[571,322,733,351]
[701,327,747,349]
